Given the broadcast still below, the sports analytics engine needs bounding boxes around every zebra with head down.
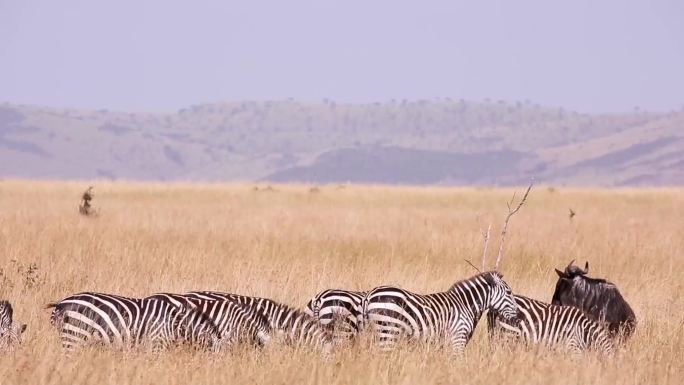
[487,294,613,355]
[47,292,222,352]
[185,291,333,354]
[146,292,272,348]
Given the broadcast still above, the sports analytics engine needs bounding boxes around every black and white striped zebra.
[0,300,27,350]
[47,292,222,352]
[487,294,613,355]
[363,271,519,354]
[186,291,333,353]
[304,289,365,343]
[147,292,271,347]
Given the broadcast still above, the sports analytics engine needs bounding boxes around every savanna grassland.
[0,180,682,385]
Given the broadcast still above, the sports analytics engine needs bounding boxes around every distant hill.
[1,100,682,186]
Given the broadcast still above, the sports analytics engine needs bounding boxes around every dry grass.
[0,180,682,385]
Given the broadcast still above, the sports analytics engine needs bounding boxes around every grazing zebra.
[0,300,27,350]
[186,291,333,353]
[363,271,519,355]
[487,295,613,355]
[304,289,365,343]
[47,292,222,352]
[147,293,271,347]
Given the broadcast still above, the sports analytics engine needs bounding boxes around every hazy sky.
[1,0,682,113]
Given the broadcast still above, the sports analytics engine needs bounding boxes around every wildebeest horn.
[582,261,589,274]
[564,259,588,276]
[564,259,576,274]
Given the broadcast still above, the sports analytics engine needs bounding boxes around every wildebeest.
[551,260,636,338]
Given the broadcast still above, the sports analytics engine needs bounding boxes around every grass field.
[0,181,682,384]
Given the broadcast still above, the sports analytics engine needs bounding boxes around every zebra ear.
[20,324,27,334]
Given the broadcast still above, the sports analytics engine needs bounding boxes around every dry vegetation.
[0,180,682,385]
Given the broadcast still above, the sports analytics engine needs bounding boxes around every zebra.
[0,300,27,350]
[47,292,222,352]
[304,289,365,343]
[147,292,271,348]
[185,291,333,353]
[362,271,519,355]
[487,294,613,355]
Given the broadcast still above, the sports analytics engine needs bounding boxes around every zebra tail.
[45,303,64,327]
[360,296,370,330]
[313,298,322,320]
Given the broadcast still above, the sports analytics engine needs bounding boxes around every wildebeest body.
[552,261,636,338]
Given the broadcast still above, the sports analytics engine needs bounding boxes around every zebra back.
[147,293,271,347]
[47,292,221,352]
[488,294,613,355]
[186,291,332,351]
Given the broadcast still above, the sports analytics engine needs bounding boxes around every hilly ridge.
[0,100,682,186]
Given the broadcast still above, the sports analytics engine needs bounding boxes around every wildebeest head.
[552,260,590,301]
[551,260,636,338]
[557,259,589,277]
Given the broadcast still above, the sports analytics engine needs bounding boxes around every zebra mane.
[268,300,332,342]
[187,291,321,330]
[171,304,221,336]
[274,301,319,326]
[448,271,500,292]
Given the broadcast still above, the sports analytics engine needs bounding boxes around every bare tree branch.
[481,223,491,270]
[464,259,482,274]
[494,180,534,270]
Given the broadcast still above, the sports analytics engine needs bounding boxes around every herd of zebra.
[0,260,634,357]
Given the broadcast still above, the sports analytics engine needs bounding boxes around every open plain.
[0,181,682,385]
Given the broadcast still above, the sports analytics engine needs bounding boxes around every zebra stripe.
[304,289,365,343]
[47,292,221,352]
[147,293,271,347]
[362,271,519,354]
[0,300,26,350]
[487,295,613,354]
[186,291,332,352]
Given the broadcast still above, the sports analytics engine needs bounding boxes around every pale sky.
[1,0,683,113]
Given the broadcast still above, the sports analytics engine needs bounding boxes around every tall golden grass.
[0,180,682,385]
